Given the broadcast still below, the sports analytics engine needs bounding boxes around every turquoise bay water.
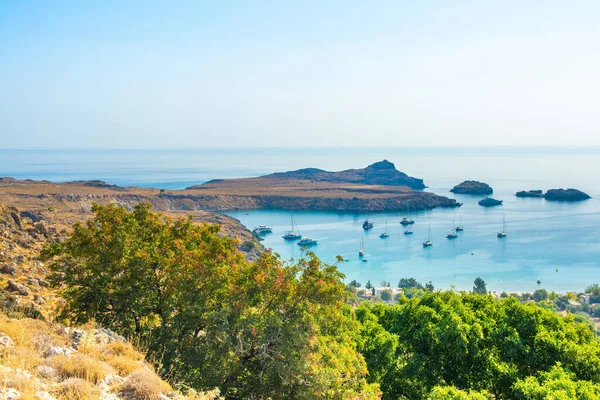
[1,147,599,292]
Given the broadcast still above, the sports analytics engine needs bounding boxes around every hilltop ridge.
[259,160,426,189]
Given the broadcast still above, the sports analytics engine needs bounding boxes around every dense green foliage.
[42,203,378,399]
[355,292,600,399]
[42,203,600,399]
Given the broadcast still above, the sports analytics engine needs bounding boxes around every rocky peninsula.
[515,188,591,202]
[450,180,493,195]
[0,161,459,219]
[186,160,459,211]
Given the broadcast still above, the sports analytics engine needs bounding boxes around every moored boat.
[497,214,507,238]
[297,237,318,246]
[380,221,389,238]
[400,201,414,225]
[423,225,433,247]
[253,225,273,235]
[282,212,302,240]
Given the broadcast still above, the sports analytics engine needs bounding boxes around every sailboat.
[455,215,464,232]
[380,221,390,238]
[282,212,302,240]
[403,225,413,235]
[359,237,365,257]
[423,225,432,247]
[446,220,458,239]
[497,214,507,238]
[400,201,414,225]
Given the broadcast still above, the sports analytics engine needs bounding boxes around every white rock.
[14,369,32,379]
[35,392,56,400]
[0,332,14,348]
[0,388,21,400]
[43,346,73,358]
[35,365,57,379]
[98,375,123,400]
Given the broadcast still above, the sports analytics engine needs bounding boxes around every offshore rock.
[450,181,493,195]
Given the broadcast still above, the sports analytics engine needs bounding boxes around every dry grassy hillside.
[0,197,254,399]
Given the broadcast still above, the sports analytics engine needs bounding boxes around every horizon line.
[2,145,600,151]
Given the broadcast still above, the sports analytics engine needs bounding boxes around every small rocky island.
[478,197,503,207]
[544,189,591,202]
[450,181,493,195]
[515,188,591,202]
[516,190,544,198]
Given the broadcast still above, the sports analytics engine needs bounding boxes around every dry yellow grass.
[106,355,144,376]
[0,312,220,399]
[0,367,39,395]
[0,316,67,352]
[53,378,97,400]
[78,340,146,376]
[50,354,113,384]
[119,368,173,400]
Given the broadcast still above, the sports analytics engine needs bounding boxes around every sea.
[1,147,599,293]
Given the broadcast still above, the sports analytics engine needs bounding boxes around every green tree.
[587,283,600,303]
[42,203,379,399]
[429,386,492,399]
[425,282,435,292]
[349,279,361,288]
[380,289,393,301]
[355,292,600,400]
[533,288,548,302]
[473,277,487,294]
[365,280,373,289]
[514,363,600,399]
[398,277,424,289]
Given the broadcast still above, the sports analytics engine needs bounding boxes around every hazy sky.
[1,1,600,148]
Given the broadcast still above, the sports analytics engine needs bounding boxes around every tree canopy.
[41,203,600,399]
[355,291,600,399]
[42,203,378,399]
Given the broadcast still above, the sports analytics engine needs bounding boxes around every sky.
[1,1,600,148]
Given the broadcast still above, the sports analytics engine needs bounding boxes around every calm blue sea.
[1,147,599,292]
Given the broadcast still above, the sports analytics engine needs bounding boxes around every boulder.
[43,346,74,358]
[1,263,16,275]
[19,210,44,223]
[7,280,29,296]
